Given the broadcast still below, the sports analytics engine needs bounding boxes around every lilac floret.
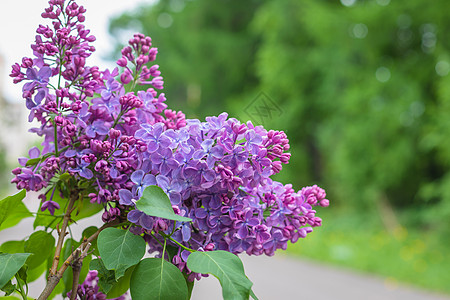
[128,209,154,230]
[41,200,60,215]
[118,189,137,206]
[18,146,40,166]
[86,120,110,138]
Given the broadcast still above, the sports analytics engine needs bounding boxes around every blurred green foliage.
[110,0,450,291]
[110,0,263,118]
[288,209,450,293]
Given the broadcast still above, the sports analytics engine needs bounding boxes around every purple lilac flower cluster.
[9,0,182,212]
[10,0,329,286]
[118,113,329,280]
[67,270,126,300]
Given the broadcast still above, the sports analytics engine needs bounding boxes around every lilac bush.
[0,0,329,299]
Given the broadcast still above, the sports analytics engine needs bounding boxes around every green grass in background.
[287,209,450,294]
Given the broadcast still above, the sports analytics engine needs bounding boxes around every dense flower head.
[116,113,326,278]
[10,0,329,285]
[10,0,171,195]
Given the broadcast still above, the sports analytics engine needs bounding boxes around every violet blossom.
[9,0,329,288]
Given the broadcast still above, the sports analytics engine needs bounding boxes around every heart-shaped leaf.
[97,228,146,279]
[130,258,188,300]
[187,251,257,300]
[135,186,191,222]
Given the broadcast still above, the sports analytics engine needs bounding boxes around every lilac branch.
[69,242,91,300]
[37,221,120,300]
[49,190,77,276]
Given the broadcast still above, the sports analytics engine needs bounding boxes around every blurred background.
[1,0,450,296]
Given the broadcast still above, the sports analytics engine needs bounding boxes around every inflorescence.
[10,0,329,288]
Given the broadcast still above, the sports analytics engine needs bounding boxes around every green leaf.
[107,265,134,298]
[97,228,146,279]
[24,231,55,269]
[0,202,32,231]
[0,240,25,254]
[136,185,191,222]
[90,258,116,294]
[130,258,188,300]
[187,251,256,300]
[27,260,47,283]
[0,190,27,231]
[58,172,71,182]
[25,158,41,166]
[250,289,259,300]
[0,253,31,289]
[81,226,98,241]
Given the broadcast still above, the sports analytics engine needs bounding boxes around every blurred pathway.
[192,254,450,300]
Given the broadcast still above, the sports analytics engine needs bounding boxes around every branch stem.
[69,249,81,300]
[50,191,77,275]
[37,220,120,300]
[166,235,195,252]
[69,242,91,300]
